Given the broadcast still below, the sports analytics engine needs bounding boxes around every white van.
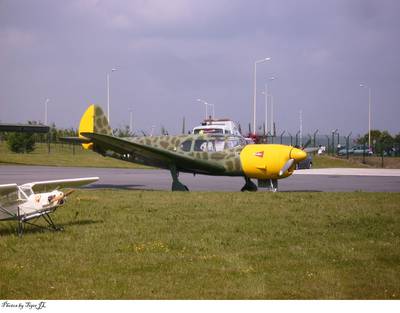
[192,119,241,136]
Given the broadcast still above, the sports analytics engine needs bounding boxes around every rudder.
[79,104,112,149]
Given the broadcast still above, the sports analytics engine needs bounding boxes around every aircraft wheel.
[241,178,258,192]
[172,181,189,191]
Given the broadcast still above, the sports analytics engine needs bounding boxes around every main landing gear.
[241,177,258,192]
[170,165,189,191]
[241,178,278,192]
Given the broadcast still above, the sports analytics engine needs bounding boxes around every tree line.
[1,121,134,153]
[356,129,400,156]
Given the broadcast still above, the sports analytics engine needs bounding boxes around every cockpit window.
[226,138,240,149]
[226,137,246,149]
[194,139,226,152]
[215,140,225,152]
[21,187,33,197]
[194,139,208,151]
[179,139,192,152]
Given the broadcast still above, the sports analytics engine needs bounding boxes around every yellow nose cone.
[290,148,307,162]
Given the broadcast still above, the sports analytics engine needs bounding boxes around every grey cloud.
[0,0,399,136]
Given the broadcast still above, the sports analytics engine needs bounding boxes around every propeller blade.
[49,190,74,204]
[279,159,295,176]
[64,189,75,197]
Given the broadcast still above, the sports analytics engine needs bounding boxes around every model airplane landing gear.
[170,165,189,191]
[16,213,63,237]
[241,177,258,192]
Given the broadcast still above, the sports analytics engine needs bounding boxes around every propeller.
[49,189,75,205]
[279,159,295,177]
[278,147,308,177]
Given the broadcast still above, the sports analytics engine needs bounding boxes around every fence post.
[313,129,319,147]
[325,135,330,154]
[346,132,352,160]
[280,131,285,144]
[362,142,366,164]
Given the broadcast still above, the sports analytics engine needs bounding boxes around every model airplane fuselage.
[68,105,308,191]
[0,177,99,235]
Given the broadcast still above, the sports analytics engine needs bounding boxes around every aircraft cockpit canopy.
[18,186,33,200]
[179,135,246,153]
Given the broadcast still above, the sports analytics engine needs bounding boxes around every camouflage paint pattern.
[85,104,245,176]
[127,134,245,175]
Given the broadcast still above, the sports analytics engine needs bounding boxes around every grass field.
[0,142,148,169]
[1,190,399,299]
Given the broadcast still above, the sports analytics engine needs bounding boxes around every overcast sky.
[1,0,399,137]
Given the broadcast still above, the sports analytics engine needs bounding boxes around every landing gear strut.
[257,179,278,192]
[241,177,258,192]
[170,165,189,191]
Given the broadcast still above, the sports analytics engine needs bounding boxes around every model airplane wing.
[81,132,226,173]
[0,184,22,220]
[21,177,99,193]
[0,183,19,196]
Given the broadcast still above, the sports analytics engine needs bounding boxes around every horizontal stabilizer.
[59,137,91,144]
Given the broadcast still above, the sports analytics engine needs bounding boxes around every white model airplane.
[0,177,99,236]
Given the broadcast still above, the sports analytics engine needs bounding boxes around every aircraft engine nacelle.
[239,144,307,179]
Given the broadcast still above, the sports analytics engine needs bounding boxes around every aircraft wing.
[0,184,21,221]
[21,177,99,193]
[81,132,226,174]
[304,147,319,153]
[0,184,19,196]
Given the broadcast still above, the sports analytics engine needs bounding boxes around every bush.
[7,132,36,153]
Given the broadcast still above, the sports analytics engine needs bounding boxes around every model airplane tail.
[79,104,112,150]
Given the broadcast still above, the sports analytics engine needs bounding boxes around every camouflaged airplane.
[65,104,310,192]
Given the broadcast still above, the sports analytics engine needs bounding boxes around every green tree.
[7,132,36,153]
[394,133,400,156]
[357,129,382,145]
[379,131,394,155]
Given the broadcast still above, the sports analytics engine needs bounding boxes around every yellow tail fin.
[79,104,112,149]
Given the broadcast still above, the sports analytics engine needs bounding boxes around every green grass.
[0,142,148,169]
[312,155,369,168]
[1,191,399,299]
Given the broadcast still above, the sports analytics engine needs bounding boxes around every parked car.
[296,155,313,169]
[338,145,373,156]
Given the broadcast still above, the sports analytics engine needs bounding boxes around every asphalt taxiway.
[1,165,400,192]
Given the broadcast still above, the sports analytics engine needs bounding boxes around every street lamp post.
[129,109,133,135]
[359,83,371,150]
[197,99,209,120]
[331,129,338,155]
[252,57,271,135]
[107,68,117,123]
[44,98,50,125]
[262,77,276,136]
[208,103,215,119]
[299,110,303,147]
